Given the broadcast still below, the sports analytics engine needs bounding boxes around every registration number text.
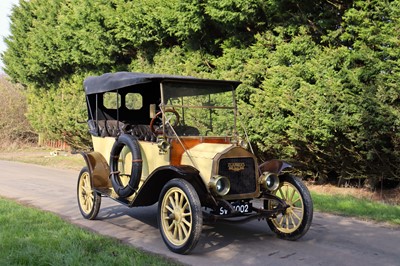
[219,202,251,215]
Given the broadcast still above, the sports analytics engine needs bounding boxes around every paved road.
[0,160,399,266]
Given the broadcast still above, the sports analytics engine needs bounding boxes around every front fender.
[80,151,111,189]
[258,159,292,175]
[132,165,207,207]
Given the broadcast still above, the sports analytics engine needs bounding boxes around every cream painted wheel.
[267,174,313,240]
[77,167,101,220]
[158,179,202,254]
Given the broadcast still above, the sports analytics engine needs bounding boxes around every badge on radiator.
[228,162,245,172]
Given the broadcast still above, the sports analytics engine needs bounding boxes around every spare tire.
[109,134,142,198]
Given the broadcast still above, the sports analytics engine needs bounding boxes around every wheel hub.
[174,209,182,222]
[167,208,183,223]
[285,205,293,214]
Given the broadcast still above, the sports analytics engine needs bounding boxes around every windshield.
[162,82,236,137]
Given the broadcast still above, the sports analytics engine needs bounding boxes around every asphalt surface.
[0,160,399,266]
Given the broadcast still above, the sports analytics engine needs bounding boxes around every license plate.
[218,202,252,215]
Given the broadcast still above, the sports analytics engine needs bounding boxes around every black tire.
[158,178,203,254]
[109,134,142,198]
[267,174,313,240]
[77,167,101,220]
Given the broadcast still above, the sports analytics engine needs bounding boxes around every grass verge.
[0,147,83,171]
[0,197,179,266]
[311,191,400,225]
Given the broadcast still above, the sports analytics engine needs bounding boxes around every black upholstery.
[88,120,156,141]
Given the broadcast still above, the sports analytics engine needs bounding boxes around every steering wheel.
[150,108,180,133]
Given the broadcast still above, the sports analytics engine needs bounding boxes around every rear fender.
[80,152,111,189]
[259,159,292,175]
[132,165,208,207]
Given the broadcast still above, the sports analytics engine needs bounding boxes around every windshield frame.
[160,80,238,138]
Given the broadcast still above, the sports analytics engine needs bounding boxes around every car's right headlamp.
[209,175,230,196]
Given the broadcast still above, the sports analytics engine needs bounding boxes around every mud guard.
[131,165,207,207]
[258,159,292,174]
[80,151,111,189]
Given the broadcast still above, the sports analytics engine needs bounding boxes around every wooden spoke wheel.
[267,174,313,240]
[158,179,202,254]
[77,167,101,220]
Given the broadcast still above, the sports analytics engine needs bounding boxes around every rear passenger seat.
[88,120,156,141]
[98,120,128,137]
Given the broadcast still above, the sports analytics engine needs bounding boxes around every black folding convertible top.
[84,72,241,95]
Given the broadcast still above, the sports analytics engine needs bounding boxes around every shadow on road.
[93,201,302,255]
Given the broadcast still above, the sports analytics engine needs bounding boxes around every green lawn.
[311,191,400,225]
[0,197,179,266]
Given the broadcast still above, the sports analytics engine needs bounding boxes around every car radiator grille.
[218,157,257,195]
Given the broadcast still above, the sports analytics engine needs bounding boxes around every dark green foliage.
[233,1,400,184]
[2,0,400,184]
[26,74,91,150]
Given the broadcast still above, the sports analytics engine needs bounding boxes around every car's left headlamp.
[260,172,280,191]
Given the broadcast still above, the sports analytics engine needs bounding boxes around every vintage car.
[77,72,313,254]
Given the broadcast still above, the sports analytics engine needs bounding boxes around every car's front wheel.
[267,174,313,240]
[158,178,203,254]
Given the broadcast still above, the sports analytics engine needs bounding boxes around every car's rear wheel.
[77,167,101,220]
[267,174,313,240]
[158,178,202,254]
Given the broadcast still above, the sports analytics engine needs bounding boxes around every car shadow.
[93,201,293,254]
[97,203,159,228]
[195,221,277,254]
